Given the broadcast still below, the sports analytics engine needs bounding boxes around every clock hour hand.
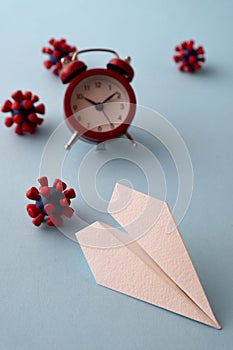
[101,91,119,104]
[83,96,98,106]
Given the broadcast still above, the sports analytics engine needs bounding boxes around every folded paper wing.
[76,183,221,329]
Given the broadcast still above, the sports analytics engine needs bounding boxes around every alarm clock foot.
[124,132,137,147]
[65,131,79,150]
[96,142,106,151]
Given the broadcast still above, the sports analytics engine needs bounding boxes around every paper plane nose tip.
[210,318,222,330]
[207,315,222,330]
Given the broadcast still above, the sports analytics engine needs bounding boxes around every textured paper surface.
[76,184,221,329]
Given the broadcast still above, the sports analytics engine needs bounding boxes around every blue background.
[0,0,233,349]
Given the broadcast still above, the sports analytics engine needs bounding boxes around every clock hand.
[83,96,98,106]
[102,110,112,125]
[102,91,119,104]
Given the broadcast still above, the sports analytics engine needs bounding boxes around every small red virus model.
[173,40,205,72]
[42,38,77,76]
[26,176,76,227]
[1,90,45,135]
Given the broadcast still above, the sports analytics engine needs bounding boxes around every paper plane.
[76,183,221,329]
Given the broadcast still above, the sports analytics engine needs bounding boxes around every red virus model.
[173,40,205,72]
[1,90,45,135]
[42,38,77,76]
[26,176,76,227]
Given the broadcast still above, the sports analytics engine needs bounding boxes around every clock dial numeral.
[118,115,122,120]
[87,122,90,129]
[108,84,112,90]
[116,92,121,99]
[84,85,90,91]
[73,104,78,110]
[110,123,115,129]
[98,126,102,131]
[77,93,83,99]
[95,82,102,88]
[77,115,82,121]
[120,103,124,110]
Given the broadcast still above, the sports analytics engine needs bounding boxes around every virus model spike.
[173,39,205,72]
[26,176,76,227]
[1,90,45,135]
[42,38,77,76]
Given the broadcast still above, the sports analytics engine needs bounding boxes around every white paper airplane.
[76,183,221,329]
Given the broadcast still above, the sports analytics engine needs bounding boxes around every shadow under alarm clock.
[60,48,137,150]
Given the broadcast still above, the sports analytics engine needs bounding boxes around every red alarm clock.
[60,48,137,149]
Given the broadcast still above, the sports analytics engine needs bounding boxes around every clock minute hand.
[83,96,98,105]
[102,91,119,104]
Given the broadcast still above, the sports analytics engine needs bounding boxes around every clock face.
[64,69,136,142]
